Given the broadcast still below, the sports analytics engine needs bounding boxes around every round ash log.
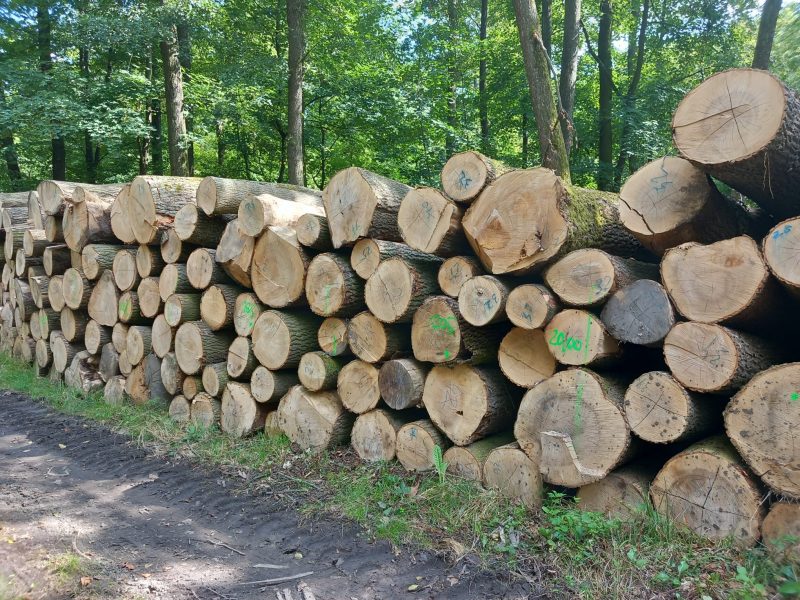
[457,275,513,326]
[298,351,343,392]
[151,314,174,358]
[111,322,129,354]
[85,320,111,355]
[347,311,409,363]
[81,244,121,280]
[169,395,191,424]
[110,184,135,244]
[724,362,800,499]
[187,248,230,291]
[498,327,556,389]
[624,371,723,444]
[483,442,543,509]
[305,253,365,317]
[127,175,202,244]
[397,187,468,256]
[396,419,451,472]
[378,358,429,410]
[160,352,186,396]
[351,409,423,463]
[182,376,204,401]
[112,249,139,293]
[650,436,765,546]
[200,283,242,331]
[118,349,132,376]
[350,239,440,280]
[251,227,309,308]
[201,362,228,398]
[136,244,166,278]
[423,365,518,446]
[277,386,355,452]
[88,271,119,327]
[35,338,52,369]
[672,68,800,219]
[317,317,350,357]
[250,365,298,404]
[62,268,92,310]
[163,293,201,327]
[160,228,192,264]
[23,229,48,258]
[51,331,82,373]
[60,307,88,343]
[296,213,332,250]
[544,309,622,367]
[443,433,515,482]
[27,189,44,230]
[763,217,800,298]
[663,321,784,394]
[215,219,254,288]
[577,464,656,519]
[125,325,152,366]
[196,176,321,216]
[118,292,147,325]
[37,181,76,216]
[29,275,49,310]
[337,359,381,414]
[440,151,511,203]
[514,368,633,487]
[437,256,483,298]
[365,257,440,324]
[159,263,193,301]
[237,192,324,237]
[137,277,162,318]
[44,244,73,277]
[221,382,267,438]
[227,336,258,379]
[600,280,675,347]
[505,284,560,330]
[233,292,265,337]
[62,193,115,251]
[174,321,235,375]
[174,203,228,244]
[251,310,321,370]
[191,393,221,428]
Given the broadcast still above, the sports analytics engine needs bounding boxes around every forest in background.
[0,0,798,194]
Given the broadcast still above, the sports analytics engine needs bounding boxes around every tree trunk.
[125,325,152,366]
[118,291,147,325]
[506,283,560,330]
[112,249,139,293]
[377,358,429,410]
[251,365,298,404]
[483,442,543,509]
[597,0,613,190]
[298,350,343,391]
[232,292,264,337]
[497,327,556,388]
[559,0,581,151]
[512,0,570,181]
[184,376,205,400]
[396,419,452,473]
[112,322,129,354]
[752,0,782,69]
[176,18,193,175]
[337,359,381,414]
[251,309,320,369]
[60,307,88,343]
[397,187,468,256]
[445,0,459,157]
[216,219,254,288]
[110,184,135,244]
[600,279,675,347]
[226,336,258,378]
[99,343,119,382]
[277,386,355,452]
[457,274,513,326]
[515,368,633,487]
[305,253,365,317]
[197,176,321,216]
[136,245,165,279]
[137,277,162,318]
[479,0,489,153]
[169,395,191,424]
[103,376,127,406]
[81,244,121,280]
[44,245,72,277]
[173,204,229,245]
[160,21,189,176]
[763,217,800,297]
[650,436,764,546]
[437,256,483,298]
[62,268,91,310]
[159,263,193,301]
[286,0,305,185]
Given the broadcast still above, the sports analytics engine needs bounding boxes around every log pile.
[3,68,800,549]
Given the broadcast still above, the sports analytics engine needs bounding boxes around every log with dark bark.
[215,219,253,288]
[196,176,321,215]
[296,213,332,250]
[577,464,656,519]
[87,271,119,327]
[317,317,350,357]
[126,325,152,366]
[251,310,321,370]
[159,263,193,301]
[62,268,91,310]
[112,248,139,293]
[457,275,513,326]
[160,228,193,264]
[277,386,355,452]
[237,192,325,237]
[233,292,264,337]
[187,248,230,290]
[137,277,162,318]
[378,358,429,410]
[62,187,118,251]
[298,351,343,391]
[151,314,174,358]
[85,320,111,355]
[226,336,258,379]
[23,229,48,258]
[43,244,72,276]
[191,393,222,428]
[99,343,119,382]
[365,257,440,324]
[200,283,242,331]
[174,321,235,375]
[163,293,201,328]
[397,187,468,255]
[110,184,135,244]
[443,433,515,482]
[126,175,202,244]
[174,203,229,244]
[118,292,147,325]
[135,244,166,278]
[81,244,122,280]
[200,362,227,398]
[600,280,675,347]
[221,381,267,437]
[350,239,440,280]
[250,365,298,404]
[60,307,88,343]
[160,352,186,396]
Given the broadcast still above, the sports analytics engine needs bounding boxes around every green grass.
[1,353,798,598]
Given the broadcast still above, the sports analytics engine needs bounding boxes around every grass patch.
[1,354,798,598]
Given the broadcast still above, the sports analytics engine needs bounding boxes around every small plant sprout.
[432,445,448,484]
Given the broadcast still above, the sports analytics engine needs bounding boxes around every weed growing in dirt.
[1,354,798,598]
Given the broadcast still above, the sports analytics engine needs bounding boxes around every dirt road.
[0,392,534,599]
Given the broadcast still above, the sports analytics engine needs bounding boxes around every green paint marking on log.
[429,314,456,335]
[792,392,799,402]
[332,336,338,355]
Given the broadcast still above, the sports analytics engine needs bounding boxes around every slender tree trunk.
[319,101,327,188]
[540,0,552,55]
[287,0,305,185]
[150,46,164,176]
[479,0,490,154]
[559,0,581,152]
[521,111,529,167]
[752,0,782,69]
[38,2,66,180]
[140,51,152,174]
[446,0,459,157]
[177,19,194,175]
[216,119,225,170]
[512,0,571,181]
[597,0,613,190]
[160,9,189,177]
[0,89,22,182]
[274,120,287,182]
[79,44,99,184]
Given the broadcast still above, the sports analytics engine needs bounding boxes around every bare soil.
[0,392,535,599]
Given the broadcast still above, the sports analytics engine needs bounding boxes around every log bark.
[411,295,505,365]
[378,358,429,410]
[624,371,723,444]
[135,244,166,278]
[43,216,63,243]
[169,395,191,423]
[322,167,411,248]
[60,307,87,343]
[187,248,230,290]
[118,292,147,325]
[350,239,441,280]
[196,176,321,216]
[15,251,43,278]
[112,249,139,293]
[221,382,267,437]
[498,327,557,389]
[81,244,122,280]
[43,244,72,276]
[174,321,235,375]
[173,203,229,244]
[577,464,656,519]
[423,365,518,446]
[4,226,25,260]
[237,192,324,237]
[317,317,349,357]
[619,156,768,255]
[396,419,452,472]
[347,311,409,363]
[298,351,343,391]
[664,322,784,394]
[99,343,119,382]
[250,365,298,404]
[725,362,800,499]
[163,293,201,327]
[672,69,800,219]
[544,309,622,367]
[191,393,221,428]
[437,256,483,298]
[296,213,332,250]
[251,309,321,370]
[600,280,675,347]
[397,187,468,256]
[440,151,511,203]
[103,375,127,405]
[2,206,29,231]
[365,257,440,324]
[200,283,242,331]
[251,227,309,308]
[443,433,516,482]
[457,275,514,326]
[462,168,643,275]
[483,442,543,509]
[227,336,258,379]
[137,277,162,318]
[85,320,111,355]
[233,292,264,337]
[126,175,202,244]
[514,368,633,487]
[159,263,193,301]
[650,436,765,546]
[61,268,91,310]
[200,362,227,398]
[160,352,186,396]
[305,253,365,317]
[23,229,48,258]
[277,386,355,452]
[87,271,119,327]
[352,408,425,462]
[545,249,659,307]
[337,359,381,414]
[151,314,174,358]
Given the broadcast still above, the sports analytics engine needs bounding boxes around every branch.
[625,0,650,99]
[579,19,621,95]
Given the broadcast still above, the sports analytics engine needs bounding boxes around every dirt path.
[0,392,534,599]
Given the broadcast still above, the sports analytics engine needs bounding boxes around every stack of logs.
[2,68,800,549]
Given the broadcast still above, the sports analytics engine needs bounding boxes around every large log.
[663,322,784,394]
[277,386,355,452]
[250,365,298,404]
[174,321,235,375]
[48,276,66,313]
[411,295,504,364]
[482,442,543,509]
[186,248,230,290]
[37,180,77,216]
[87,271,119,327]
[317,317,350,357]
[347,311,409,363]
[437,256,483,298]
[618,156,767,256]
[237,192,325,237]
[233,292,264,337]
[397,187,468,255]
[497,327,557,389]
[126,325,152,366]
[337,359,381,414]
[251,310,321,369]
[305,253,365,317]
[650,436,764,546]
[160,352,186,396]
[118,291,147,325]
[62,192,115,251]
[624,371,722,444]
[365,257,440,323]
[27,190,44,230]
[396,420,452,472]
[661,236,788,328]
[672,69,800,219]
[163,293,201,328]
[577,464,655,519]
[200,283,242,331]
[350,239,440,280]
[251,227,309,308]
[322,167,411,248]
[2,206,29,231]
[16,250,43,278]
[173,203,229,244]
[196,176,321,215]
[725,362,800,499]
[600,280,675,347]
[443,433,516,482]
[514,368,633,487]
[544,249,659,307]
[109,184,135,244]
[462,168,643,275]
[351,408,424,462]
[378,358,429,410]
[295,213,332,250]
[23,229,48,258]
[221,381,267,437]
[51,331,82,373]
[127,175,202,244]
[60,307,88,343]
[298,351,343,391]
[28,275,49,309]
[81,244,121,280]
[423,365,517,446]
[62,268,91,310]
[544,309,622,367]
[440,151,511,203]
[215,219,253,288]
[137,277,162,318]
